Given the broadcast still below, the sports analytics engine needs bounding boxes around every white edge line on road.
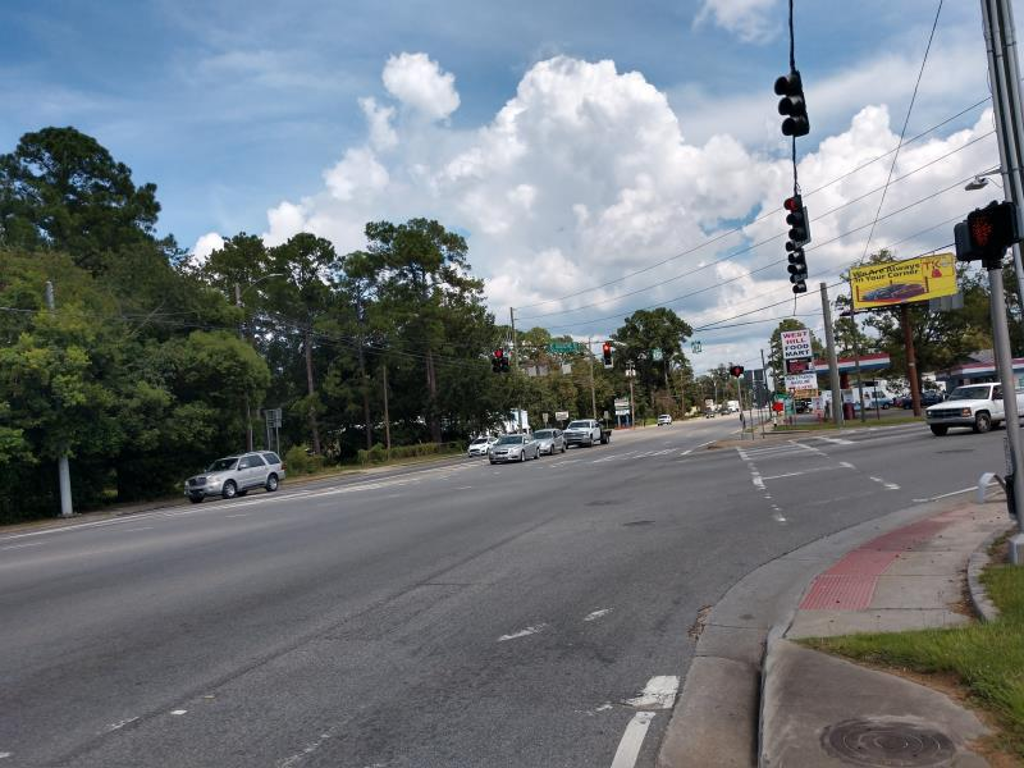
[610,712,656,768]
[583,608,612,622]
[1,541,45,551]
[623,675,679,709]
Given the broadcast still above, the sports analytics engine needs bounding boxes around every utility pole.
[980,0,1024,535]
[45,281,73,518]
[628,364,636,428]
[760,348,771,432]
[821,282,844,427]
[900,304,923,417]
[850,310,868,423]
[382,364,391,456]
[235,283,254,451]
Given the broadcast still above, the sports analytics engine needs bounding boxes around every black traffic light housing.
[602,341,613,368]
[774,69,809,137]
[492,348,510,373]
[955,200,1022,269]
[788,247,807,294]
[784,195,810,246]
[729,365,745,378]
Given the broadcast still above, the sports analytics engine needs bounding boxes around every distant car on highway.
[184,451,285,502]
[533,429,566,455]
[467,436,497,457]
[489,433,541,463]
[657,414,673,426]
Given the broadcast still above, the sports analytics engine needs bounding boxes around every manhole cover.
[821,718,955,766]
[622,520,655,527]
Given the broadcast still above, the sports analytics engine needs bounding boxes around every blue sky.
[0,0,1011,366]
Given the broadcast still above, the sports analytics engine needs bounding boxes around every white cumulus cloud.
[190,232,225,265]
[382,52,460,120]
[694,0,780,43]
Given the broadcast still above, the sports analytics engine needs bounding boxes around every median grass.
[803,557,1024,759]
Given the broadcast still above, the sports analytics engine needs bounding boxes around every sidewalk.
[761,499,1013,766]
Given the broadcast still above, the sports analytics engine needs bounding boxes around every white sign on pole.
[555,410,570,421]
[781,329,813,360]
[784,373,818,391]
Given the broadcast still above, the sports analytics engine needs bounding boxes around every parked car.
[901,391,945,408]
[467,435,497,457]
[489,433,541,463]
[657,414,673,426]
[184,451,285,502]
[533,429,566,455]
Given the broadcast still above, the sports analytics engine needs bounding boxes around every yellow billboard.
[851,253,957,310]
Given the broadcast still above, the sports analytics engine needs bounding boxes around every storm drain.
[821,718,955,766]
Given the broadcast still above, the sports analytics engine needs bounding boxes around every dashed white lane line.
[103,716,139,733]
[123,526,154,532]
[225,513,249,518]
[0,752,12,759]
[0,541,45,551]
[170,709,187,716]
[497,623,548,642]
[759,463,854,481]
[609,712,656,768]
[623,675,679,709]
[583,608,612,622]
[868,476,901,491]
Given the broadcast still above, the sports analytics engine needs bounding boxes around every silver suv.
[184,451,286,503]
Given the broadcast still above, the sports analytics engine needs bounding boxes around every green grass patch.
[803,561,1024,759]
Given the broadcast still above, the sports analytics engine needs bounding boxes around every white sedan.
[489,434,541,464]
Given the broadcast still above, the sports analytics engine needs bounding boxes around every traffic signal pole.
[45,281,73,518]
[820,283,844,427]
[979,0,1024,534]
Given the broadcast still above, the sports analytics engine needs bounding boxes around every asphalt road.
[0,418,1009,768]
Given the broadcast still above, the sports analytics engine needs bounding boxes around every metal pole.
[901,304,923,417]
[510,307,522,432]
[760,349,770,436]
[984,0,1024,307]
[45,281,73,518]
[821,283,844,427]
[588,335,597,420]
[988,264,1024,522]
[849,311,867,423]
[629,373,635,428]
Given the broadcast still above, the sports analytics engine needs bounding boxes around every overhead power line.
[513,95,991,313]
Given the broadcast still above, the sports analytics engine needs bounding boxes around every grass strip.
[802,562,1024,759]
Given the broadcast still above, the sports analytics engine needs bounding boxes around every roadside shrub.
[357,443,388,466]
[285,444,323,475]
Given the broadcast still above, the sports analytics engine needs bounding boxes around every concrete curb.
[966,524,1014,623]
[656,495,967,768]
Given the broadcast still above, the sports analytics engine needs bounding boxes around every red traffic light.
[784,196,799,212]
[729,365,745,378]
[602,342,611,353]
[494,348,504,358]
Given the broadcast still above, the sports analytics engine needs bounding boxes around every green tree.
[0,127,164,273]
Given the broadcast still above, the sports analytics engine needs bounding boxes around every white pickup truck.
[925,382,1024,436]
[563,419,611,447]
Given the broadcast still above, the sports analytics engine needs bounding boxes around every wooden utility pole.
[901,304,922,417]
[382,364,391,455]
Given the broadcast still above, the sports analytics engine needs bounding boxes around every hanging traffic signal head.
[788,246,808,294]
[784,195,810,246]
[956,200,1021,268]
[729,365,745,378]
[492,348,510,373]
[602,341,613,368]
[774,69,809,137]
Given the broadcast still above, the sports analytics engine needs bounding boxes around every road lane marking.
[759,464,853,481]
[0,541,45,551]
[225,513,249,518]
[583,608,612,622]
[170,709,187,716]
[623,675,679,709]
[497,623,548,642]
[103,717,139,733]
[610,712,656,768]
[868,476,901,490]
[123,527,154,532]
[815,436,854,445]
